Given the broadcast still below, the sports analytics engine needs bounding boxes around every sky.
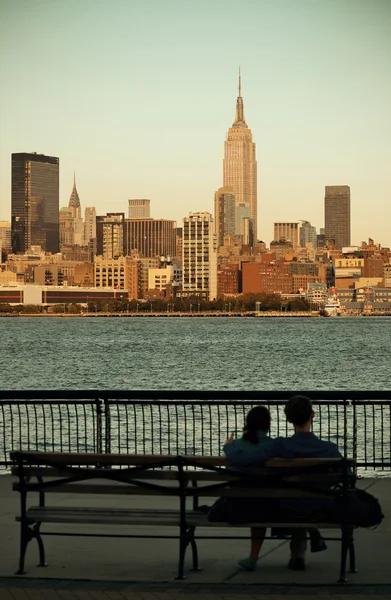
[0,0,390,246]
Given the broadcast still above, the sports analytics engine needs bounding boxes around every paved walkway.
[1,474,390,598]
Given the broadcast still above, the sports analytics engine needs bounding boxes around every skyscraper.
[124,219,176,257]
[182,212,217,301]
[68,175,84,245]
[300,220,318,248]
[84,207,97,244]
[96,213,125,259]
[324,185,351,249]
[223,71,257,244]
[128,199,150,219]
[11,152,59,253]
[274,223,300,249]
[214,187,235,247]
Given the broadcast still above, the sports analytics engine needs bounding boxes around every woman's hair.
[242,405,271,444]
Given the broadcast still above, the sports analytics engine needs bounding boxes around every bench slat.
[10,451,355,469]
[13,480,336,498]
[19,506,347,530]
[10,467,344,484]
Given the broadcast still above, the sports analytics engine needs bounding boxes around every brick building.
[242,261,292,295]
[217,265,240,298]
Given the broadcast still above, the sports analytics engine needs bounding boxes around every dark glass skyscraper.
[11,153,59,253]
[324,185,351,249]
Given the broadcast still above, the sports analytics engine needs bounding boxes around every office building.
[223,72,257,244]
[242,261,292,295]
[128,199,150,219]
[324,185,351,249]
[96,213,124,259]
[84,207,97,244]
[11,152,59,253]
[214,187,235,247]
[300,220,318,248]
[0,221,11,250]
[182,212,217,301]
[148,264,182,291]
[274,223,300,249]
[124,219,176,258]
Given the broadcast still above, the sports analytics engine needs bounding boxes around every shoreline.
[1,311,391,318]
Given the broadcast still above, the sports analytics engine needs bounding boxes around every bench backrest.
[11,451,355,500]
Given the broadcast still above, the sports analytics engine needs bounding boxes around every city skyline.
[0,0,390,245]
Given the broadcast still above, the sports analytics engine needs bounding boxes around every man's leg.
[288,528,307,570]
[238,527,266,571]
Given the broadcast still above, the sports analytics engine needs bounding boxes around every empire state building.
[223,73,258,244]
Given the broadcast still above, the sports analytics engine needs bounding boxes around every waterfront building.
[0,284,122,306]
[292,274,320,293]
[11,152,59,254]
[148,264,182,292]
[324,185,351,249]
[214,187,235,248]
[223,72,257,244]
[242,261,292,295]
[217,265,240,298]
[182,212,217,301]
[274,223,300,249]
[94,256,129,291]
[0,221,11,251]
[384,264,391,287]
[300,220,318,248]
[0,268,17,284]
[96,213,125,259]
[124,218,176,258]
[128,199,150,219]
[306,282,328,307]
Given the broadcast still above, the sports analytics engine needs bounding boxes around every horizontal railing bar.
[0,390,391,401]
[0,400,100,406]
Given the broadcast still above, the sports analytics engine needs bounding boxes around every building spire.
[69,172,81,212]
[233,68,247,128]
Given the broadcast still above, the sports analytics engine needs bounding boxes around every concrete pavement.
[0,474,390,597]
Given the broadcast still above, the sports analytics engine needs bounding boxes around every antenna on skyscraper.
[238,66,241,97]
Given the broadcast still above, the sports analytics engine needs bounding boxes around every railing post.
[104,399,111,455]
[343,401,348,458]
[96,399,103,454]
[352,400,357,475]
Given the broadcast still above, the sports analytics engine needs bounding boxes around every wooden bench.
[10,451,357,582]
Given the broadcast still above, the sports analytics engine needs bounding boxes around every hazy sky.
[0,0,390,246]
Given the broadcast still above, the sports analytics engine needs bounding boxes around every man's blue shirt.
[224,431,342,465]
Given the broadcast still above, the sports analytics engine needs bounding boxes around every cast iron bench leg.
[175,527,187,580]
[338,526,349,583]
[348,528,357,573]
[34,524,47,567]
[16,525,30,575]
[189,527,201,571]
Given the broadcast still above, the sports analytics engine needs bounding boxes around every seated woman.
[224,406,326,571]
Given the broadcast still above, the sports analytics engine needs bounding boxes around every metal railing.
[0,391,390,473]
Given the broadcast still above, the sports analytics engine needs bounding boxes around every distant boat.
[324,295,341,317]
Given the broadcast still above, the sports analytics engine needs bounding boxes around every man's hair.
[284,395,313,426]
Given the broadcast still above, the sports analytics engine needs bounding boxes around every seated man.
[224,395,342,570]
